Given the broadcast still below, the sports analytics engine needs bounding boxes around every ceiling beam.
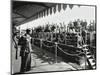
[13,1,51,9]
[13,11,28,18]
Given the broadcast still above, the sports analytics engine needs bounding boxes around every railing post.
[64,33,66,45]
[55,42,58,63]
[51,32,53,41]
[40,39,42,48]
[83,45,88,69]
[77,33,79,48]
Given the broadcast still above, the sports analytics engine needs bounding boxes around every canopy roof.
[12,0,56,26]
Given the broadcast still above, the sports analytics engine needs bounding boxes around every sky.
[18,4,95,30]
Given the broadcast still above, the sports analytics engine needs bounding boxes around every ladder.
[82,44,96,69]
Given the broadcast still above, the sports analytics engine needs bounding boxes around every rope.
[57,45,85,58]
[33,38,85,58]
[58,37,65,42]
[42,42,55,48]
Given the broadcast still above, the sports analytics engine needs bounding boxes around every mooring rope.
[57,45,85,58]
[42,42,55,48]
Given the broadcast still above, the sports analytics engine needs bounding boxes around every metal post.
[55,42,58,63]
[86,31,87,44]
[65,32,66,45]
[64,24,66,45]
[51,32,53,41]
[77,33,79,48]
[85,50,87,69]
[83,45,88,69]
[40,39,42,48]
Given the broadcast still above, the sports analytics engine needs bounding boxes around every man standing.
[18,29,32,72]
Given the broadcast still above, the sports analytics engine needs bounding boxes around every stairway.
[82,45,96,69]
